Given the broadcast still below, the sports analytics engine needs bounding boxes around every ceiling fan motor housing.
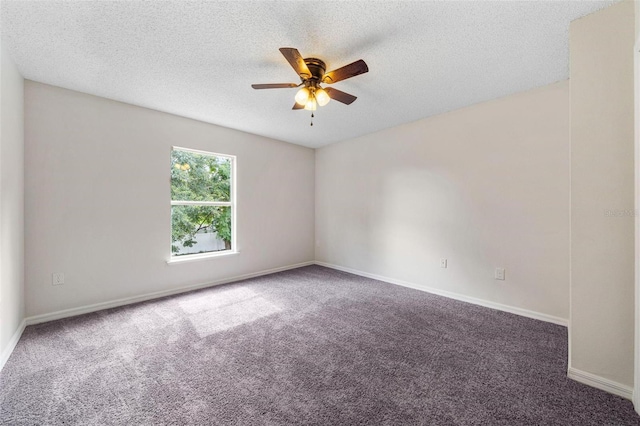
[303,58,326,84]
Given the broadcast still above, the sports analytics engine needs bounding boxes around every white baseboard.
[26,261,315,326]
[315,261,569,327]
[0,319,26,372]
[568,367,633,400]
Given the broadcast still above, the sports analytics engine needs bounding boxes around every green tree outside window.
[170,148,234,256]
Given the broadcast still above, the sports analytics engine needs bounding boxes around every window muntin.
[170,147,235,257]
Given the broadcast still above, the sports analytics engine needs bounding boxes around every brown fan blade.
[325,87,357,105]
[251,83,299,89]
[322,59,368,84]
[292,102,304,110]
[279,48,311,79]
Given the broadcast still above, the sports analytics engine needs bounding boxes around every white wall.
[316,81,570,321]
[570,0,635,388]
[24,81,315,317]
[0,44,25,362]
[635,0,640,410]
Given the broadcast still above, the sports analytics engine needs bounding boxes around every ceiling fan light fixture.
[295,87,310,105]
[304,97,317,111]
[251,47,368,115]
[315,87,330,106]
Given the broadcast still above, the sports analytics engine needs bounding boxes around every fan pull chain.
[310,112,314,127]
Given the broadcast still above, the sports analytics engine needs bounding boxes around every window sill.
[166,250,239,265]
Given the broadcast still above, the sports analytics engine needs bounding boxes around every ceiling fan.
[251,47,369,114]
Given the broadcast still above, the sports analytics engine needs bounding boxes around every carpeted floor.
[1,265,638,425]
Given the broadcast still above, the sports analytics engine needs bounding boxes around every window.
[170,147,235,258]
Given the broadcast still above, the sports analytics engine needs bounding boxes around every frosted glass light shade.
[304,97,317,111]
[295,87,310,105]
[315,88,330,106]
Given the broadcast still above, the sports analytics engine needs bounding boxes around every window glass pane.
[171,205,232,256]
[171,150,231,202]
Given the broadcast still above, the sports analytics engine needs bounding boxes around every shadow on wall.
[376,168,481,286]
[369,164,557,304]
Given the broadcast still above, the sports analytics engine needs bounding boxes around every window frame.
[168,146,237,262]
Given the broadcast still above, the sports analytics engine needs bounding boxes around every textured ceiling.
[1,0,617,148]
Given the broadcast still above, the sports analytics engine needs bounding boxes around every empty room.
[1,0,639,424]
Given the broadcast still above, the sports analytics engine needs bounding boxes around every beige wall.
[316,81,570,321]
[24,81,315,317]
[569,1,635,387]
[636,0,640,45]
[633,1,640,408]
[0,44,25,363]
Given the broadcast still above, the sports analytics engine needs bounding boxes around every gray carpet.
[1,265,638,425]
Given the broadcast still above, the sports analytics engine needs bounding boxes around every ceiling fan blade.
[292,102,304,110]
[325,87,357,105]
[251,83,299,89]
[322,59,369,84]
[279,47,311,79]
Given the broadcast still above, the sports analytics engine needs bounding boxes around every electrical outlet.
[52,273,64,286]
[440,258,448,268]
[495,268,505,280]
